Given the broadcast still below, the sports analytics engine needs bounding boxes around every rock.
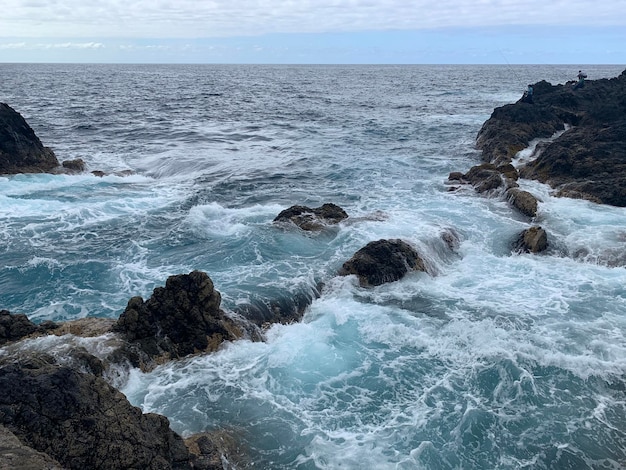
[507,188,539,218]
[463,163,503,192]
[447,171,465,182]
[185,431,244,470]
[0,424,64,470]
[0,310,40,345]
[513,226,548,253]
[273,203,348,231]
[519,122,626,206]
[339,239,427,286]
[49,318,116,338]
[0,103,59,174]
[61,158,86,173]
[0,354,192,470]
[479,70,626,207]
[114,271,245,364]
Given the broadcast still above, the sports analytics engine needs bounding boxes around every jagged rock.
[0,310,41,345]
[61,158,86,173]
[339,239,427,286]
[476,99,566,166]
[273,203,348,231]
[0,103,59,174]
[479,70,626,206]
[114,271,245,363]
[519,122,626,206]
[513,226,548,253]
[507,188,539,218]
[0,424,64,470]
[0,354,192,470]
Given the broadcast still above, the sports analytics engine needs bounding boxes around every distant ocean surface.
[1,64,626,469]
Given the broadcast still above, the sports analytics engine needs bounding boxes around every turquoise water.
[1,64,626,469]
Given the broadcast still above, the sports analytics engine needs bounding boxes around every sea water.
[1,64,625,469]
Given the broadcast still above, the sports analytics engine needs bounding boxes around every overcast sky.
[1,0,625,63]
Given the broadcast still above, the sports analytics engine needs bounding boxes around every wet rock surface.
[478,70,626,206]
[339,239,427,286]
[513,226,548,254]
[114,271,246,366]
[0,354,192,470]
[0,103,59,174]
[273,203,348,230]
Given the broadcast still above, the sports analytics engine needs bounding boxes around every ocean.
[1,63,625,469]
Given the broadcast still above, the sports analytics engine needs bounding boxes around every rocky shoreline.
[1,68,625,468]
[447,68,626,253]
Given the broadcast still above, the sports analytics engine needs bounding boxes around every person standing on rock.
[522,84,534,103]
[574,70,587,89]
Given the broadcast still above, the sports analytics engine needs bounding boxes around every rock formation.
[339,239,427,286]
[0,354,192,470]
[114,271,247,367]
[0,271,258,469]
[477,70,626,206]
[0,103,59,174]
[273,203,348,231]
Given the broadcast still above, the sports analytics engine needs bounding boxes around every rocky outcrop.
[273,203,348,231]
[0,271,263,469]
[339,239,427,286]
[0,310,40,345]
[0,354,192,470]
[114,271,247,367]
[513,226,548,253]
[0,103,59,174]
[478,70,626,206]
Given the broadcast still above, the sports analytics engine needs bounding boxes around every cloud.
[0,41,104,49]
[1,0,625,38]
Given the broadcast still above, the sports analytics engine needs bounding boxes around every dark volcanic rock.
[114,271,245,363]
[274,203,348,231]
[0,354,191,470]
[0,423,64,470]
[339,239,427,286]
[0,103,59,174]
[0,310,41,345]
[478,70,626,206]
[519,122,626,206]
[513,226,548,254]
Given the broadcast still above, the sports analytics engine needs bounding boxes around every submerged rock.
[273,203,348,231]
[114,270,245,365]
[0,354,192,470]
[339,239,427,286]
[0,102,59,174]
[513,226,548,253]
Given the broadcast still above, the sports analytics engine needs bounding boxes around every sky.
[1,0,625,64]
